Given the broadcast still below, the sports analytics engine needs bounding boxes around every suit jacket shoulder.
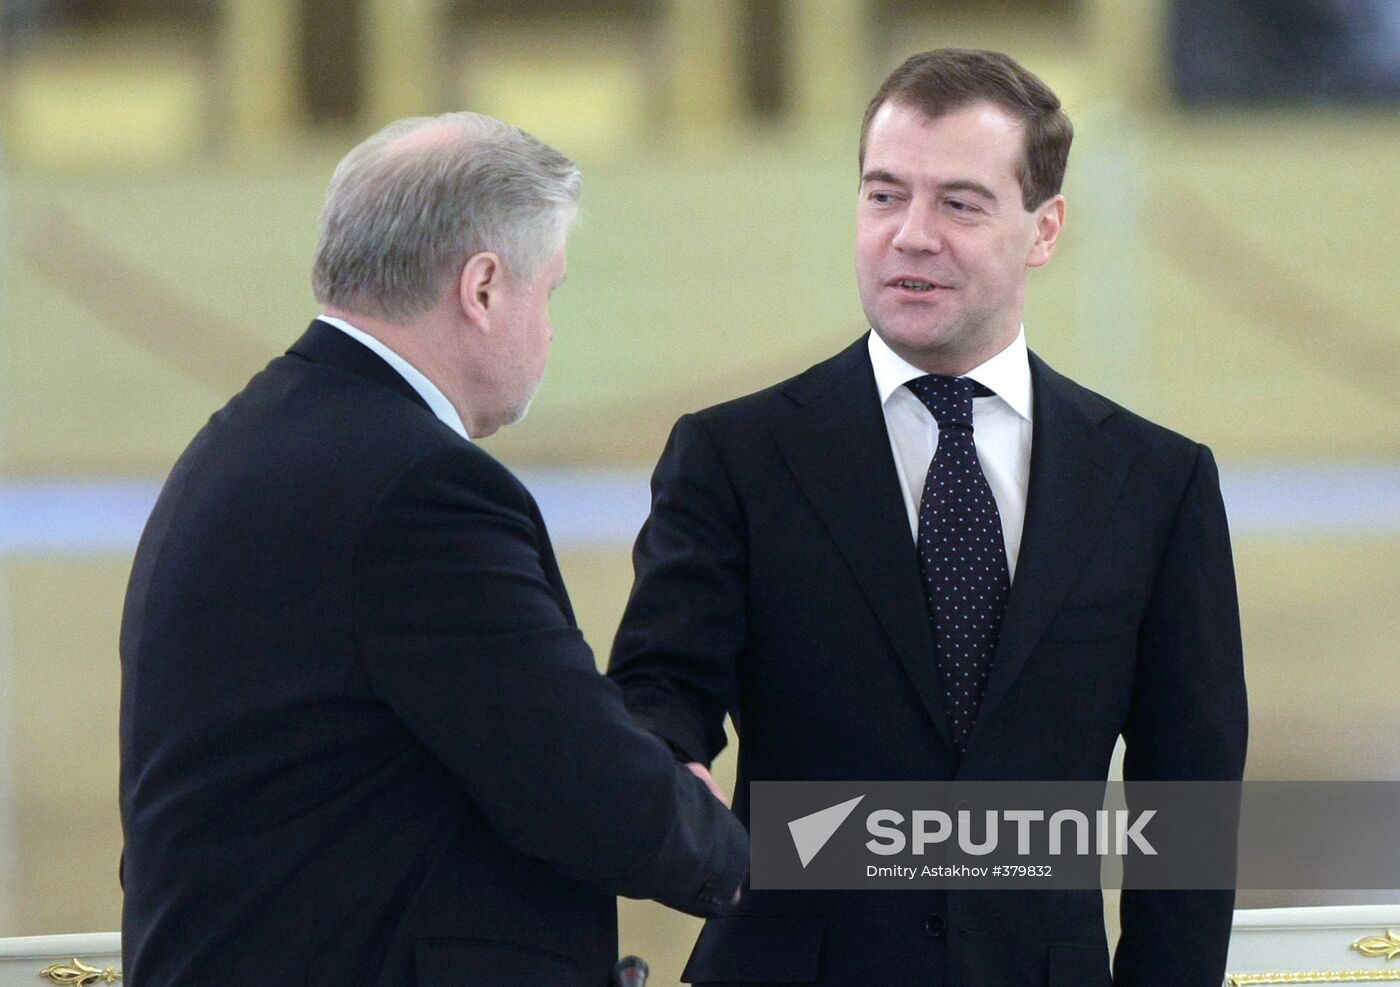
[688,336,870,431]
[1028,351,1204,464]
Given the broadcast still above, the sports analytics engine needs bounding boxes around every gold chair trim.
[38,957,122,985]
[1355,931,1400,962]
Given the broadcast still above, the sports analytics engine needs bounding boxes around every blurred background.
[1,0,1397,981]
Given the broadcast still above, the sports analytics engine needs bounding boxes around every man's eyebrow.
[860,168,906,187]
[860,171,999,203]
[938,179,998,201]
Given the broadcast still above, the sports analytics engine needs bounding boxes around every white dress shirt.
[867,328,1033,580]
[317,315,471,442]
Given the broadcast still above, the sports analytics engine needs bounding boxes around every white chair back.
[1226,905,1400,985]
[0,933,121,986]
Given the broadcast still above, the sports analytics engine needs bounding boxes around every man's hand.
[685,761,730,808]
[684,762,742,905]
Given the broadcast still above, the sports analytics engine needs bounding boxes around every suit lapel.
[770,338,955,750]
[971,353,1133,740]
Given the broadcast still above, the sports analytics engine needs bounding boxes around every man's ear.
[1027,195,1066,269]
[458,251,503,331]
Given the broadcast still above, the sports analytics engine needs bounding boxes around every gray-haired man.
[119,112,747,986]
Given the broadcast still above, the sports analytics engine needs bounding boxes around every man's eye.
[947,199,978,213]
[869,191,896,204]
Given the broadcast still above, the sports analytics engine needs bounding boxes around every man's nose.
[891,205,943,253]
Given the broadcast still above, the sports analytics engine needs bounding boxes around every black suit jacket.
[119,320,747,986]
[608,335,1247,987]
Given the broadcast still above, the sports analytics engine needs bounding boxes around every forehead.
[863,100,1025,189]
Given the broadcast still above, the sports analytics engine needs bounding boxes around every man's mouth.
[889,278,946,292]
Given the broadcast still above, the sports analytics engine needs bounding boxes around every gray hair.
[312,112,581,322]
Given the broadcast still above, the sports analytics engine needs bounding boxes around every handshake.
[686,761,730,809]
[688,761,744,908]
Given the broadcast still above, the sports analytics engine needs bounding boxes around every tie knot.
[904,375,992,429]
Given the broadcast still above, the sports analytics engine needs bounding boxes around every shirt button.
[925,914,947,938]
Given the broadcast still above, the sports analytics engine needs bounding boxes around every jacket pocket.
[1048,942,1112,987]
[681,915,825,984]
[415,937,581,987]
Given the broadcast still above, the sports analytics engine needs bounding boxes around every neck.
[324,306,490,436]
[890,324,1019,377]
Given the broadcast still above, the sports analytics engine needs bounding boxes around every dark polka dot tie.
[904,374,1010,756]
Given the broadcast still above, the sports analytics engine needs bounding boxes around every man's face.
[488,245,565,430]
[855,99,1059,374]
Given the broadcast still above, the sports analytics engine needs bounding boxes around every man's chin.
[873,319,957,354]
[499,387,539,430]
[507,396,533,427]
[469,392,534,440]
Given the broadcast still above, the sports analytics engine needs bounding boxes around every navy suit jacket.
[608,336,1247,987]
[119,320,747,986]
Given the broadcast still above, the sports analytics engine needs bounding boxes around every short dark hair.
[859,49,1073,211]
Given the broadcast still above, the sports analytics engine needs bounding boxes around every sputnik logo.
[787,795,865,868]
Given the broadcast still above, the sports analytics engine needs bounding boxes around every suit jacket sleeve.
[1115,443,1248,986]
[608,414,747,766]
[350,444,747,917]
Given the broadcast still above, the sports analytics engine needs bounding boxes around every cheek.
[956,234,1007,279]
[855,215,886,251]
[854,231,885,280]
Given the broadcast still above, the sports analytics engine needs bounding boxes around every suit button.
[925,914,947,938]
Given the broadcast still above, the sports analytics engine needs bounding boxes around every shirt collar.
[867,325,1033,423]
[316,315,471,441]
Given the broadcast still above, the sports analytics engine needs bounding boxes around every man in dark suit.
[119,112,747,986]
[608,50,1247,986]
